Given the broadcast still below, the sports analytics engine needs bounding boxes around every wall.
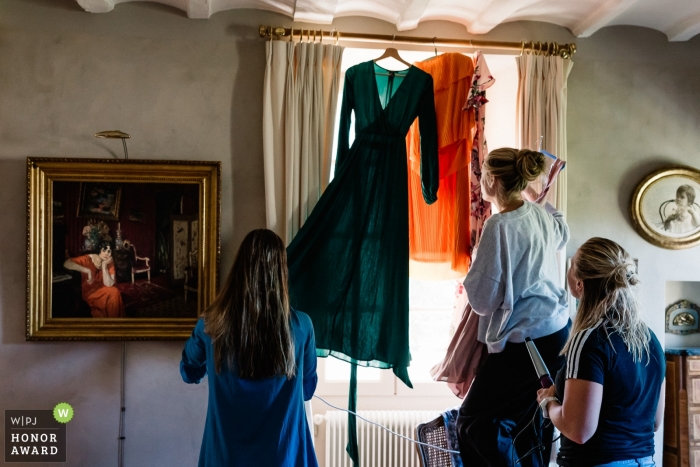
[567,24,700,337]
[1,0,700,465]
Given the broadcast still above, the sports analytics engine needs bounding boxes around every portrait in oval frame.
[631,166,700,249]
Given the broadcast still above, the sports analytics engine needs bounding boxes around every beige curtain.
[517,56,573,462]
[263,40,344,244]
[516,53,573,214]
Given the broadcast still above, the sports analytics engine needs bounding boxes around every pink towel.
[430,301,487,398]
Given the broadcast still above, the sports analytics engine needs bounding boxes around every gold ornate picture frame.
[27,158,221,340]
[630,166,700,250]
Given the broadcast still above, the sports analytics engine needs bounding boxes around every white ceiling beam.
[666,13,700,42]
[395,0,431,31]
[187,0,211,18]
[468,0,522,35]
[571,0,640,37]
[76,0,115,13]
[293,0,338,24]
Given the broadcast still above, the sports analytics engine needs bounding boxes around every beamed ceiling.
[75,0,700,41]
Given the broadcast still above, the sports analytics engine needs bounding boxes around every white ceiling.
[75,0,700,41]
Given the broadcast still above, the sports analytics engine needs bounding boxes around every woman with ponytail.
[537,238,664,467]
[180,229,318,467]
[456,148,571,465]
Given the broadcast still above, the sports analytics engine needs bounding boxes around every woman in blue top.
[537,238,665,467]
[456,148,571,466]
[181,229,318,467]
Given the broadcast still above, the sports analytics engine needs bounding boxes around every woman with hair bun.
[537,237,664,467]
[456,148,571,465]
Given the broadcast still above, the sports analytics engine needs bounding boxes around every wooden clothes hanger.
[372,35,411,69]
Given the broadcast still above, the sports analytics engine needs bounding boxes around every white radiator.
[318,410,441,467]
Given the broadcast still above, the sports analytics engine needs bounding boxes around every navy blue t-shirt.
[554,320,665,466]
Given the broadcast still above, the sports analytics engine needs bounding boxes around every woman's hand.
[689,204,700,227]
[536,385,557,404]
[64,259,93,284]
[668,206,687,222]
[101,258,115,287]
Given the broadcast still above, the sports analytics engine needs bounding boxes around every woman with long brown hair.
[537,238,664,466]
[181,229,318,467]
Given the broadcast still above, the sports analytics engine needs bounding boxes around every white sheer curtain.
[263,40,344,244]
[516,53,573,214]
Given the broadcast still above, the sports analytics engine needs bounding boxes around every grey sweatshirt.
[464,201,570,353]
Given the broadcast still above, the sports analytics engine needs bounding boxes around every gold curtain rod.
[259,25,576,59]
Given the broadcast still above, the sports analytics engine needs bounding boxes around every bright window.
[406,278,457,383]
[324,358,380,381]
[317,47,517,397]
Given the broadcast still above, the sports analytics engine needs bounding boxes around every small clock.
[666,300,700,335]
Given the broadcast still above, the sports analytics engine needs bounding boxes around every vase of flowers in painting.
[82,220,113,252]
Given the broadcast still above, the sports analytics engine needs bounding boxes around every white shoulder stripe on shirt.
[567,318,605,379]
[566,326,592,379]
[566,330,586,378]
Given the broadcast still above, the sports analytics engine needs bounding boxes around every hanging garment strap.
[346,363,360,466]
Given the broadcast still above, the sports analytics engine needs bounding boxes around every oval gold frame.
[630,165,700,250]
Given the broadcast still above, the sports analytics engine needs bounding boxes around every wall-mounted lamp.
[95,130,131,159]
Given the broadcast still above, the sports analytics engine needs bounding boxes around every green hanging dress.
[287,60,439,386]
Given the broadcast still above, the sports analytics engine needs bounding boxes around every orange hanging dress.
[406,53,476,280]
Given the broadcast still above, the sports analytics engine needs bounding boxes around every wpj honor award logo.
[5,403,72,463]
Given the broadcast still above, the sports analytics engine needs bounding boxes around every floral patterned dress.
[466,51,495,256]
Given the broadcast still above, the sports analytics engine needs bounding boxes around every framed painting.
[631,166,700,249]
[77,182,122,220]
[27,158,221,340]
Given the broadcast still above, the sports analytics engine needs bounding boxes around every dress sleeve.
[180,319,208,384]
[301,314,318,401]
[565,328,606,384]
[71,255,91,269]
[418,76,439,205]
[463,220,505,315]
[335,67,355,173]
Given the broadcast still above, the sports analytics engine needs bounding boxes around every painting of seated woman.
[63,242,125,318]
[51,181,200,319]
